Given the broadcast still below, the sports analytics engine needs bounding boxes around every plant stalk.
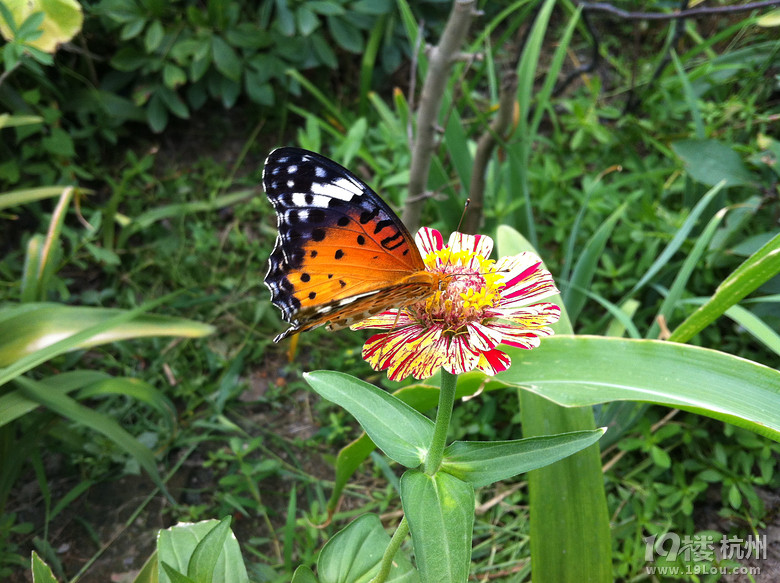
[424,369,458,474]
[370,516,410,583]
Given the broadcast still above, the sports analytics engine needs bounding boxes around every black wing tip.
[266,146,319,164]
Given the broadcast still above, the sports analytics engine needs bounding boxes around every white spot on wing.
[284,209,308,222]
[287,164,298,174]
[311,177,362,201]
[291,192,331,207]
[337,291,377,306]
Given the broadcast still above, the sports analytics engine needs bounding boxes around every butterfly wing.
[263,147,436,341]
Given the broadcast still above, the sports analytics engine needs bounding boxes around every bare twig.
[553,10,601,97]
[578,0,780,20]
[463,70,518,234]
[401,0,476,234]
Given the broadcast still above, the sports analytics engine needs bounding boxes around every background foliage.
[1,0,778,580]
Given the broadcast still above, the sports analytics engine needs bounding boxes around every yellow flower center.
[411,246,505,333]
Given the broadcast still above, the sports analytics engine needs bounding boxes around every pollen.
[415,245,505,332]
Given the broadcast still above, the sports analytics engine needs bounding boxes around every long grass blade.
[563,202,628,326]
[670,231,780,343]
[14,375,170,499]
[647,207,727,339]
[627,180,726,297]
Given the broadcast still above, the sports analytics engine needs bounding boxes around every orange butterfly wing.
[263,148,440,342]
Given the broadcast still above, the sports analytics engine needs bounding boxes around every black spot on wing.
[373,218,394,234]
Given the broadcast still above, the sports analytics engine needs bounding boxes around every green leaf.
[720,303,780,357]
[441,430,605,488]
[244,74,274,106]
[118,190,252,246]
[0,113,44,129]
[628,181,726,296]
[0,0,83,52]
[218,76,240,108]
[190,51,211,82]
[352,0,391,15]
[147,93,168,132]
[308,1,345,16]
[13,375,169,499]
[111,46,149,71]
[0,303,214,368]
[650,445,671,468]
[225,23,273,49]
[317,514,418,583]
[211,35,241,81]
[42,126,75,157]
[401,471,474,583]
[296,5,318,35]
[291,566,319,583]
[310,29,337,68]
[160,563,196,583]
[121,18,145,40]
[501,335,780,441]
[0,185,75,211]
[672,139,757,186]
[324,379,505,515]
[144,19,164,52]
[132,550,158,583]
[563,202,627,324]
[163,63,187,88]
[304,371,433,468]
[274,0,295,35]
[188,517,231,582]
[326,15,362,53]
[498,225,612,583]
[0,371,173,430]
[157,86,190,119]
[31,551,59,583]
[158,519,249,583]
[757,8,780,26]
[647,206,727,339]
[670,231,780,343]
[670,49,705,139]
[15,10,45,40]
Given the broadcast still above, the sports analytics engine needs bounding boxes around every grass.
[2,2,779,581]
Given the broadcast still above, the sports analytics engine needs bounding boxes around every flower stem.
[424,369,458,475]
[370,516,409,583]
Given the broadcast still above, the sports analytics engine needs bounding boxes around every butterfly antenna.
[441,198,472,273]
[455,198,471,234]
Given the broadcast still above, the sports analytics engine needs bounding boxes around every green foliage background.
[1,0,779,581]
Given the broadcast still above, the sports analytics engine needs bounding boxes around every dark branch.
[578,0,780,20]
[553,10,601,97]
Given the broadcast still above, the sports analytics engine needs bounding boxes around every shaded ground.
[710,490,780,582]
[6,382,336,582]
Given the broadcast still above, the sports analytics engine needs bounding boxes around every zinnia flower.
[351,227,561,381]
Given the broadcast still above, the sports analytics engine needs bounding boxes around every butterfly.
[263,147,445,342]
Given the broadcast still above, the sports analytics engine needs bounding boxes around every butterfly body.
[263,147,443,342]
